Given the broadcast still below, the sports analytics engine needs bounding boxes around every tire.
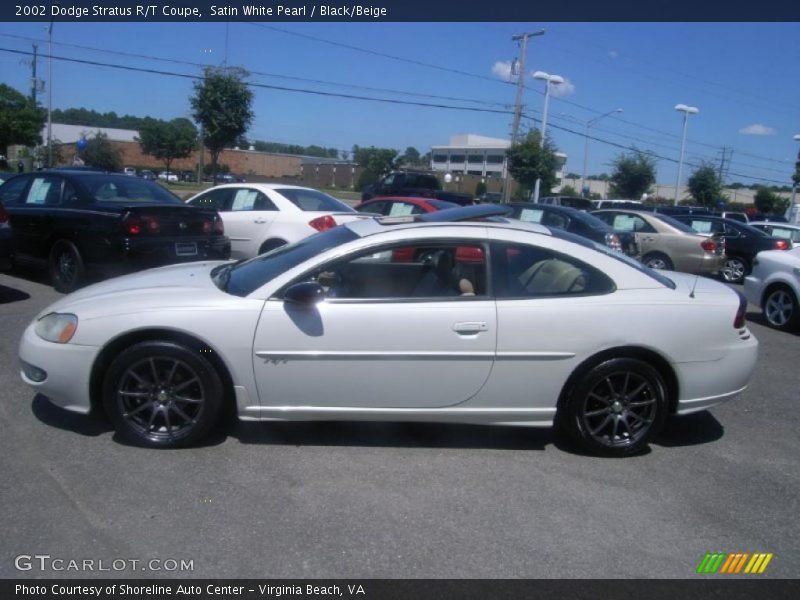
[102,341,224,448]
[720,256,748,284]
[258,239,287,255]
[560,358,668,457]
[49,240,85,293]
[642,252,674,271]
[762,285,800,331]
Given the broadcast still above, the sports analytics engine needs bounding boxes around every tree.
[397,146,421,167]
[137,117,198,176]
[190,66,254,181]
[609,151,656,199]
[687,162,723,208]
[353,146,398,190]
[0,84,45,158]
[754,187,789,215]
[475,181,487,197]
[559,184,579,197]
[82,132,123,172]
[505,129,560,197]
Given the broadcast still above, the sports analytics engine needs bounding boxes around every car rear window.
[75,174,182,204]
[276,188,354,212]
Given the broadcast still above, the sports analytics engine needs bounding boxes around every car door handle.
[453,321,489,334]
[253,219,268,224]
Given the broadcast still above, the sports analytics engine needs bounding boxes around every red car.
[354,196,460,217]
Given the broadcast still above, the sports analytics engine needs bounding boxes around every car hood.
[40,260,232,318]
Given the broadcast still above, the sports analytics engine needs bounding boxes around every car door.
[10,174,64,261]
[251,238,496,408]
[218,188,280,258]
[596,211,659,257]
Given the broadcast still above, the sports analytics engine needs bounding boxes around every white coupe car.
[19,205,759,456]
[186,183,366,259]
[744,246,800,331]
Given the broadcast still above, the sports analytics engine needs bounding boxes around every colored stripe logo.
[696,553,773,574]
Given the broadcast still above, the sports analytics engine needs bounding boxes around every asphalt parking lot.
[0,269,798,579]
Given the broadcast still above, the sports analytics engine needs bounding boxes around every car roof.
[362,196,433,204]
[510,202,582,215]
[209,183,319,192]
[750,221,799,228]
[345,205,551,238]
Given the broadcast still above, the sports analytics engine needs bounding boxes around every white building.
[41,123,139,144]
[430,134,510,179]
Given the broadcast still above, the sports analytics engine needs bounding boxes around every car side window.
[24,176,63,206]
[357,201,386,215]
[541,211,569,230]
[723,223,741,237]
[295,241,488,300]
[607,214,655,233]
[492,242,615,298]
[387,202,420,216]
[190,188,233,211]
[230,189,278,212]
[0,175,30,205]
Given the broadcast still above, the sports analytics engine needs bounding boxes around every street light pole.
[674,103,699,205]
[790,134,800,213]
[581,108,622,197]
[502,29,545,204]
[532,71,564,203]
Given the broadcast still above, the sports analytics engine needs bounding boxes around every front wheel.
[560,358,668,457]
[763,285,799,331]
[102,341,224,448]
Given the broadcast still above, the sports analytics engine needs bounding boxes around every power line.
[0,46,789,186]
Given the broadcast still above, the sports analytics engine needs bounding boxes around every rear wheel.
[720,256,748,284]
[642,252,673,271]
[102,341,224,448]
[560,358,668,457]
[49,240,85,293]
[259,239,287,255]
[763,285,799,331]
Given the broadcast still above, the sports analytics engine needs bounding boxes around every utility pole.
[502,29,545,204]
[30,44,38,104]
[47,20,54,168]
[717,146,732,187]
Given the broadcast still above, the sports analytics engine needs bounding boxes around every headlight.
[35,313,78,343]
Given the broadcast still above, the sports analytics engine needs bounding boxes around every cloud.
[549,77,576,97]
[608,50,618,59]
[491,60,513,81]
[739,123,777,136]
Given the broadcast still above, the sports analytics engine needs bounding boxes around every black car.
[0,171,230,292]
[508,203,638,257]
[671,214,791,283]
[654,206,712,216]
[0,200,13,271]
[139,170,157,181]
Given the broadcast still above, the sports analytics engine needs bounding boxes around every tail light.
[203,217,225,235]
[775,239,790,251]
[700,239,717,253]
[308,215,337,232]
[123,215,160,235]
[733,289,747,329]
[604,233,622,252]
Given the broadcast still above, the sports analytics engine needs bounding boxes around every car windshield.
[219,226,360,297]
[76,174,182,204]
[276,188,354,212]
[550,227,676,289]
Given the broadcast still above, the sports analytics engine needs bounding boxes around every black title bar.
[2,0,800,22]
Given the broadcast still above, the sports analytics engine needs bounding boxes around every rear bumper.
[674,334,759,415]
[95,236,231,275]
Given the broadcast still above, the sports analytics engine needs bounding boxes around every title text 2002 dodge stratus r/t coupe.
[19,205,758,456]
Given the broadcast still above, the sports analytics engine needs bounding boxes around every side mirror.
[284,282,325,306]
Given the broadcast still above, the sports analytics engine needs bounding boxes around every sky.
[0,21,798,186]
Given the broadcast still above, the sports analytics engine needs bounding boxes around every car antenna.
[689,274,699,298]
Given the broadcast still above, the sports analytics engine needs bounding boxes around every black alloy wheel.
[103,341,224,448]
[561,358,668,457]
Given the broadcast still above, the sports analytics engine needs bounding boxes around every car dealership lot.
[0,270,798,579]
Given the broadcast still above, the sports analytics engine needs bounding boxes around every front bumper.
[18,321,98,414]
